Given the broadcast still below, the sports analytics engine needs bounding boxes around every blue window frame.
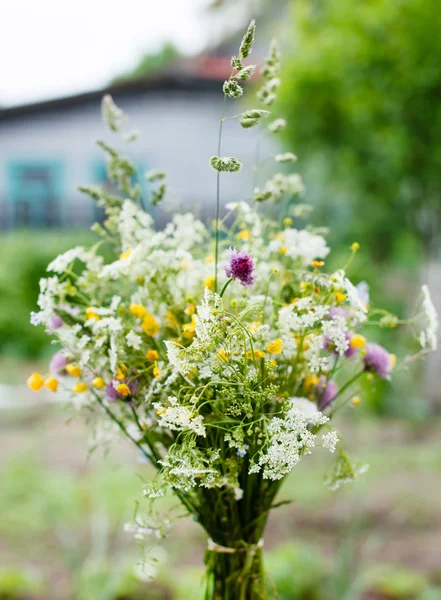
[6,159,64,228]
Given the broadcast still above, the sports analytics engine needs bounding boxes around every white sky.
[0,0,225,107]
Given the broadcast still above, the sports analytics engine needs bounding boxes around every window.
[6,160,64,228]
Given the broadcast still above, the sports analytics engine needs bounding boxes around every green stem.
[220,278,233,298]
[215,94,227,294]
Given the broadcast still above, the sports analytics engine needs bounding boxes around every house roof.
[0,57,237,123]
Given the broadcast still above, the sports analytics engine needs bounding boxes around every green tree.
[279,0,441,261]
[112,42,180,84]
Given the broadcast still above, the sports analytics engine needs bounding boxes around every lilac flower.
[223,248,256,287]
[105,381,118,403]
[363,343,393,379]
[318,377,339,410]
[50,315,63,330]
[328,307,347,320]
[49,352,68,376]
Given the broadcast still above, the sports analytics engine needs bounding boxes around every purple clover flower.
[223,248,256,287]
[317,377,339,410]
[105,381,119,403]
[363,343,393,379]
[49,352,68,376]
[50,315,63,330]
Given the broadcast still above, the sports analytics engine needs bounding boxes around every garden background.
[1,0,441,598]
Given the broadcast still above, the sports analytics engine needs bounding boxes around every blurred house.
[0,59,264,230]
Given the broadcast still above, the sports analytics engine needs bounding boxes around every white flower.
[419,285,438,351]
[30,311,42,326]
[126,331,143,350]
[322,431,339,453]
[281,229,329,264]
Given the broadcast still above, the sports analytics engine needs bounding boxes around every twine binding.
[207,538,264,554]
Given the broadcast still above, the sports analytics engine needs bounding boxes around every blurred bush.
[0,230,94,359]
[279,0,441,261]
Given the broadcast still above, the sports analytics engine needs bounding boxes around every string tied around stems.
[207,538,264,554]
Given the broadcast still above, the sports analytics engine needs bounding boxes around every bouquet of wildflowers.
[28,21,438,600]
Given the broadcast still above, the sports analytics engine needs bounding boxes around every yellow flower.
[283,217,292,227]
[136,276,145,285]
[238,229,251,241]
[146,350,159,362]
[279,247,287,255]
[350,334,366,349]
[156,407,167,415]
[204,275,216,291]
[300,282,308,290]
[217,349,229,362]
[184,304,196,316]
[92,377,105,389]
[130,304,147,318]
[205,256,215,264]
[115,364,127,380]
[304,375,319,391]
[142,312,160,336]
[153,362,161,378]
[183,315,197,339]
[247,349,266,360]
[389,354,397,369]
[268,359,277,369]
[352,396,361,406]
[116,383,131,397]
[166,310,178,326]
[311,260,324,268]
[119,249,132,260]
[85,308,100,321]
[335,292,347,303]
[248,321,261,333]
[27,372,44,392]
[73,382,88,393]
[66,364,82,378]
[351,242,360,251]
[266,339,283,354]
[44,376,59,393]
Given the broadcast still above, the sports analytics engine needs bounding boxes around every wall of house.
[0,87,265,229]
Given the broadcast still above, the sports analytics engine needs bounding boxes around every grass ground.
[1,401,441,600]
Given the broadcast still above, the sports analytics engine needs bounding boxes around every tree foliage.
[279,0,441,258]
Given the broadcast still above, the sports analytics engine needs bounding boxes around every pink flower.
[317,377,339,410]
[223,248,256,287]
[49,352,68,376]
[363,343,393,379]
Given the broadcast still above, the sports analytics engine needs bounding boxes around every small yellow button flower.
[184,304,196,316]
[66,364,82,378]
[156,407,167,415]
[352,396,361,406]
[204,275,216,291]
[85,308,100,321]
[311,260,324,268]
[130,304,147,318]
[92,377,105,389]
[205,256,215,264]
[153,362,161,378]
[166,310,178,326]
[217,349,229,362]
[73,382,88,393]
[27,372,45,392]
[279,247,288,255]
[304,375,319,390]
[44,377,59,393]
[267,339,283,354]
[351,242,360,251]
[247,349,266,360]
[142,312,160,336]
[146,350,159,362]
[119,249,132,260]
[238,229,251,241]
[283,217,292,227]
[116,383,131,397]
[335,292,347,303]
[389,354,397,369]
[350,334,366,350]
